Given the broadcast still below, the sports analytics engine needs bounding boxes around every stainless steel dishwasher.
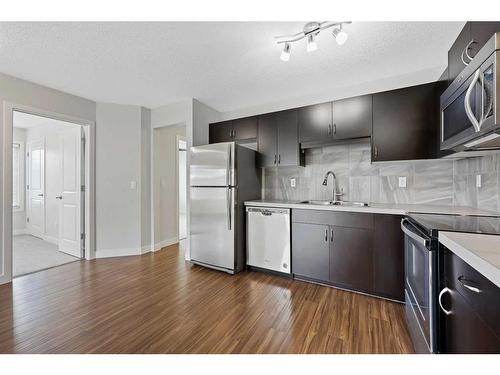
[246,207,291,274]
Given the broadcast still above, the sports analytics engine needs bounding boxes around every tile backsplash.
[262,142,500,212]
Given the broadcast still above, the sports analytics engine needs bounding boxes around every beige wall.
[153,125,185,249]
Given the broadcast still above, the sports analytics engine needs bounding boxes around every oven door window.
[405,235,431,344]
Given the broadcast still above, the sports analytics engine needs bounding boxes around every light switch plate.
[129,181,137,190]
[290,178,296,188]
[398,176,407,188]
[476,174,482,188]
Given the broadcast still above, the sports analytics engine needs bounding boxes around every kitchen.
[1,9,500,372]
[189,21,500,354]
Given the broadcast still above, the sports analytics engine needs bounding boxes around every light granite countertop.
[244,200,500,216]
[439,232,500,288]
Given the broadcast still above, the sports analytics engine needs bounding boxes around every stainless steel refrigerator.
[189,142,261,274]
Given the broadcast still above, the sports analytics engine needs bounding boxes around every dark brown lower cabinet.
[292,222,330,281]
[439,284,500,353]
[291,210,404,301]
[439,247,500,353]
[330,226,373,292]
[373,215,405,301]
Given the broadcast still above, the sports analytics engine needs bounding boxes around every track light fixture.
[280,42,291,61]
[275,21,351,61]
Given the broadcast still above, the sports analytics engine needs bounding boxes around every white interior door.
[58,127,83,258]
[27,139,45,238]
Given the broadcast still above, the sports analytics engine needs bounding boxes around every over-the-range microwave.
[440,32,500,152]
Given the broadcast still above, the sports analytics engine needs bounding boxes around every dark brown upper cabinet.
[209,120,233,143]
[298,102,332,145]
[372,82,440,162]
[257,109,304,167]
[333,95,372,140]
[448,22,500,85]
[209,116,257,144]
[233,117,257,140]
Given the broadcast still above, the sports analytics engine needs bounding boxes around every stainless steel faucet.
[322,171,343,202]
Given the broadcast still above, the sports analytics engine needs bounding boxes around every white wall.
[219,67,442,121]
[96,102,151,257]
[192,99,221,146]
[0,72,96,285]
[12,128,26,234]
[153,125,185,249]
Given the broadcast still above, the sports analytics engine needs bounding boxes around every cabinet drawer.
[440,285,500,353]
[292,209,373,229]
[444,248,500,337]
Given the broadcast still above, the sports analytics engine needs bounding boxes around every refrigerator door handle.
[226,187,232,230]
[226,144,231,186]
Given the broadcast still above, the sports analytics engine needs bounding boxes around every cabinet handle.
[325,229,328,242]
[333,124,337,135]
[374,145,378,159]
[278,154,281,164]
[458,276,482,293]
[327,124,331,135]
[274,154,277,164]
[438,287,453,316]
[330,228,333,242]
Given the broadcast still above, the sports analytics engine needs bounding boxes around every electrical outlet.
[290,178,296,188]
[129,181,137,190]
[476,174,482,188]
[398,176,407,188]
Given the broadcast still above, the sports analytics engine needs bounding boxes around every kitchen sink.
[300,200,369,207]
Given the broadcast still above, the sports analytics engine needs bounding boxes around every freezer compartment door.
[190,142,235,187]
[190,187,235,270]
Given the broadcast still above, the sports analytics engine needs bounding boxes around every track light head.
[306,34,317,52]
[332,26,348,45]
[280,42,291,61]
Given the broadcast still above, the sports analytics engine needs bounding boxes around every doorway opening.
[178,138,187,241]
[152,124,186,252]
[12,111,85,277]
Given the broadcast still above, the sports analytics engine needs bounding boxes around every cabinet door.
[373,214,404,301]
[298,102,332,144]
[233,117,257,140]
[329,226,373,292]
[372,82,439,162]
[333,95,372,140]
[468,22,500,60]
[292,222,330,282]
[276,109,301,167]
[209,121,233,144]
[440,286,500,353]
[257,113,277,167]
[448,23,471,84]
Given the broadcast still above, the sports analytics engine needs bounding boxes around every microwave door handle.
[464,69,482,132]
[400,218,429,247]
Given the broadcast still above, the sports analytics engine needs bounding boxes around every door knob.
[55,196,63,200]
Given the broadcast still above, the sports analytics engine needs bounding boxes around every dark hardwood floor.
[0,245,414,353]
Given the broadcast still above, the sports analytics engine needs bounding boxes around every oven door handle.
[400,218,429,247]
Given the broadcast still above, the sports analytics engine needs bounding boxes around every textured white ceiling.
[0,22,464,112]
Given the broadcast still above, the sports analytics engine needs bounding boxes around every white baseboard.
[13,229,29,236]
[154,237,178,252]
[95,247,143,259]
[42,234,58,245]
